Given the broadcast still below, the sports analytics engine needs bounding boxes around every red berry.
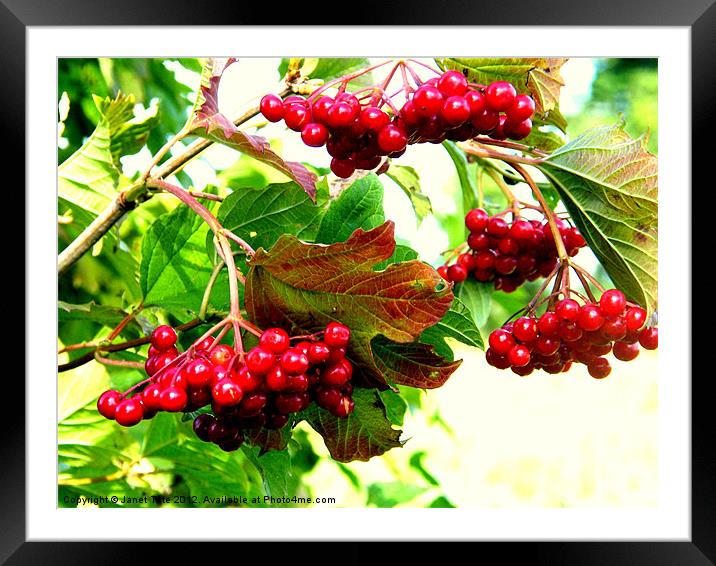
[507,345,531,367]
[471,108,500,132]
[507,94,536,122]
[330,157,356,179]
[465,208,489,232]
[141,384,163,412]
[437,70,468,97]
[578,304,605,332]
[212,379,243,406]
[259,94,284,122]
[183,358,214,388]
[238,393,268,417]
[485,348,510,369]
[467,232,490,250]
[475,250,496,271]
[413,85,444,117]
[494,255,517,276]
[327,101,358,128]
[159,387,188,412]
[484,81,517,111]
[509,219,534,241]
[321,359,353,387]
[245,346,275,375]
[280,349,310,375]
[286,373,310,393]
[359,106,390,131]
[535,335,560,356]
[486,216,509,237]
[114,398,144,427]
[209,344,235,369]
[193,413,215,442]
[283,103,310,131]
[259,327,290,355]
[638,327,658,350]
[447,264,468,282]
[301,123,329,147]
[625,306,648,332]
[437,265,449,280]
[513,317,538,343]
[324,322,351,348]
[555,299,580,322]
[613,341,640,361]
[587,357,611,379]
[311,96,334,124]
[234,366,261,393]
[97,390,122,420]
[440,96,470,126]
[266,365,289,391]
[308,342,331,365]
[151,325,177,351]
[503,118,532,141]
[599,289,627,317]
[559,321,583,342]
[601,317,627,341]
[377,124,408,153]
[331,396,355,418]
[488,329,515,355]
[464,90,486,115]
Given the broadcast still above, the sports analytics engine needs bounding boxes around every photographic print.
[57,56,658,510]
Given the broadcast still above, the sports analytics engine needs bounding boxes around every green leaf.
[537,125,658,314]
[245,222,454,389]
[456,278,493,329]
[315,174,384,244]
[190,59,317,199]
[385,165,433,225]
[520,126,565,153]
[373,244,419,270]
[302,388,404,462]
[216,182,324,255]
[241,445,293,498]
[377,389,408,426]
[420,297,484,360]
[443,140,479,222]
[140,204,229,311]
[58,301,139,331]
[438,57,568,130]
[58,363,112,423]
[366,481,427,507]
[409,451,440,486]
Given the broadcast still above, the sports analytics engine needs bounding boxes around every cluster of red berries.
[96,322,356,452]
[438,208,586,292]
[260,70,535,178]
[485,289,658,378]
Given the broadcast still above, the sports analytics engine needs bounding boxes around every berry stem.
[570,264,598,302]
[199,261,225,321]
[459,142,544,166]
[472,136,549,157]
[523,262,561,315]
[105,303,144,343]
[569,261,607,293]
[140,126,190,182]
[510,163,569,261]
[93,352,145,370]
[305,59,395,103]
[485,167,521,218]
[146,178,222,233]
[406,58,443,76]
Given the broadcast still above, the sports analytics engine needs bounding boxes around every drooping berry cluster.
[485,289,658,378]
[260,70,535,178]
[97,322,355,452]
[438,208,586,292]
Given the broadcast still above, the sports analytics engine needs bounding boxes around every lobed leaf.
[537,124,658,314]
[244,222,454,388]
[385,164,433,225]
[301,387,404,462]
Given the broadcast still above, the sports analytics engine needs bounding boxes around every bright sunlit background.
[58,57,658,508]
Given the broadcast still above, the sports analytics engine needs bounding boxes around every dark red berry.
[587,357,611,379]
[159,387,188,412]
[330,157,356,179]
[638,327,658,350]
[308,342,331,364]
[234,366,261,393]
[280,349,310,375]
[446,264,468,282]
[465,208,489,232]
[321,359,353,387]
[486,217,509,237]
[613,341,640,361]
[537,312,560,335]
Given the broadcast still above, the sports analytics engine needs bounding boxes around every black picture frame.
[10,1,705,563]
